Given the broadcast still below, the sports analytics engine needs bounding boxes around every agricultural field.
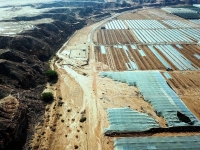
[94,20,200,45]
[163,71,200,96]
[93,7,200,72]
[163,71,200,121]
[92,8,200,149]
[94,44,200,71]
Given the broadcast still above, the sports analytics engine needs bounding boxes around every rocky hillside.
[0,5,85,150]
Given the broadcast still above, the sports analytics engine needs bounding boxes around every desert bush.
[45,69,58,80]
[80,116,86,122]
[41,92,54,102]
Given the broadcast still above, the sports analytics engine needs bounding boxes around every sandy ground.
[31,8,200,150]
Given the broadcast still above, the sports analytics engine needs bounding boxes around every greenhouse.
[114,136,200,150]
[154,45,196,70]
[104,107,159,135]
[190,19,200,24]
[132,29,195,44]
[162,20,197,28]
[105,20,127,29]
[124,20,166,29]
[162,7,200,19]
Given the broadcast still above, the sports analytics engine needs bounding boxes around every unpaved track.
[48,68,86,150]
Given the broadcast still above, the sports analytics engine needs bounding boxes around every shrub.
[80,116,86,122]
[41,92,54,102]
[45,70,58,80]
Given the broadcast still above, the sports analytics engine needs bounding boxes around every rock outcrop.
[0,7,85,150]
[0,95,27,150]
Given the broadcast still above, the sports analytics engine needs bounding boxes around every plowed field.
[164,71,200,96]
[164,71,200,120]
[94,45,172,71]
[95,29,138,45]
[174,44,200,68]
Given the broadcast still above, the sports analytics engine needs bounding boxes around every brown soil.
[95,45,183,71]
[164,71,200,120]
[175,44,200,68]
[140,45,166,70]
[96,29,139,45]
[97,30,103,45]
[154,46,178,70]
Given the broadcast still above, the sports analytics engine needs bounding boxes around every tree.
[41,92,54,102]
[45,69,58,80]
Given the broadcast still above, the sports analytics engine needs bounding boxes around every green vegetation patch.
[41,92,54,102]
[45,69,58,80]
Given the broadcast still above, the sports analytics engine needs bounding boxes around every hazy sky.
[0,0,59,7]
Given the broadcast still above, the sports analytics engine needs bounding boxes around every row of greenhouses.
[132,29,194,44]
[104,18,199,31]
[179,28,200,41]
[162,20,197,28]
[162,7,198,14]
[101,71,200,128]
[124,20,167,29]
[105,20,127,29]
[148,45,172,69]
[190,19,200,24]
[162,7,200,19]
[114,136,200,150]
[155,45,196,70]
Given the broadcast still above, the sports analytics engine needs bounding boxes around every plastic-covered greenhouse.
[104,107,159,135]
[101,71,200,128]
[114,136,200,150]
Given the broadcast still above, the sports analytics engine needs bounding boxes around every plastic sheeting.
[148,45,171,69]
[104,107,159,134]
[114,136,200,150]
[131,45,137,49]
[176,44,183,49]
[100,71,200,127]
[132,29,194,44]
[155,45,196,70]
[194,54,200,59]
[180,28,200,41]
[122,45,138,70]
[100,45,106,54]
[124,20,167,29]
[106,20,127,29]
[163,72,172,79]
[162,7,198,14]
[162,20,196,28]
[138,49,146,57]
[190,19,200,24]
